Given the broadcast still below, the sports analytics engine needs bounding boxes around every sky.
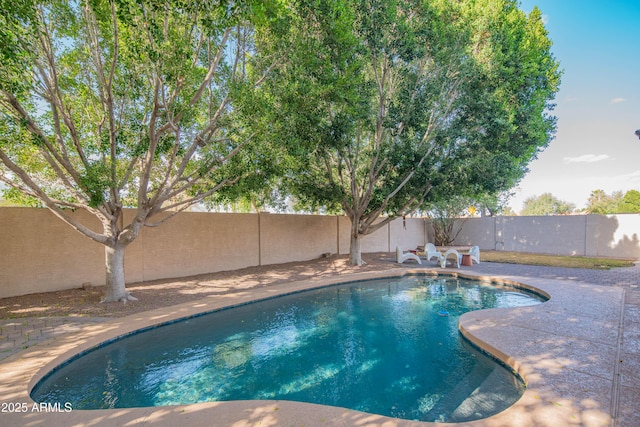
[509,0,640,213]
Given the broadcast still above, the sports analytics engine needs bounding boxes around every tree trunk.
[349,219,363,266]
[102,244,137,303]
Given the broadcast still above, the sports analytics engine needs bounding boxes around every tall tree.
[253,0,561,265]
[0,0,282,301]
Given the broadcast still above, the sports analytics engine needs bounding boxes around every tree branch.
[0,150,108,243]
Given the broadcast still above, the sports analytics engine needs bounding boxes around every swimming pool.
[31,275,546,422]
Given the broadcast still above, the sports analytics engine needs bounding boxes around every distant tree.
[586,189,640,214]
[520,193,575,216]
[0,0,283,302]
[618,190,640,213]
[499,206,518,216]
[586,190,623,214]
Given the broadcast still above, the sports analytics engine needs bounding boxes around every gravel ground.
[0,253,403,319]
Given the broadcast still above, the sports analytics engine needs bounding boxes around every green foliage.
[0,0,285,219]
[252,0,561,245]
[522,189,640,216]
[2,187,42,207]
[586,189,640,214]
[520,193,575,216]
[619,190,640,213]
[586,189,621,214]
[0,0,38,95]
[79,162,111,208]
[473,191,515,216]
[444,1,562,198]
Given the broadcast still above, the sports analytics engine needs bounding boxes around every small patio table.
[460,254,473,266]
[437,246,473,267]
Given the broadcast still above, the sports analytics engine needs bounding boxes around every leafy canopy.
[0,0,285,233]
[252,0,561,228]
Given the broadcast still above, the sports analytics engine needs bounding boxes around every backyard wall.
[0,208,426,298]
[3,207,638,299]
[452,214,640,259]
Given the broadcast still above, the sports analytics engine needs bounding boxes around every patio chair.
[468,246,480,264]
[424,243,444,264]
[440,249,460,268]
[396,246,422,265]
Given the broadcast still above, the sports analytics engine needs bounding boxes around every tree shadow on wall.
[593,214,640,259]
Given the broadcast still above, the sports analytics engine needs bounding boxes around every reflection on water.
[32,276,545,422]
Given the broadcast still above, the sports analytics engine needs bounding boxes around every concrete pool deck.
[0,259,639,426]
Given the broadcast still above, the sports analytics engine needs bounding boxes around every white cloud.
[610,97,626,104]
[563,154,610,164]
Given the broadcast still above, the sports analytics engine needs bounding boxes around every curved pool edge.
[1,267,621,427]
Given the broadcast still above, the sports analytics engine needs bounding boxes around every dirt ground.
[0,252,404,319]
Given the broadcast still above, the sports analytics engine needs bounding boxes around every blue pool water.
[31,276,545,422]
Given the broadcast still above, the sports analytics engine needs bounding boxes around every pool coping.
[0,267,623,426]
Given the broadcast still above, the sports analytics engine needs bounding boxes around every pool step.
[449,367,516,421]
[422,363,490,421]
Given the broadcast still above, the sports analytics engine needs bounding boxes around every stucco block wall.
[448,217,495,249]
[361,223,390,253]
[128,212,260,283]
[0,208,104,297]
[498,215,587,255]
[259,213,338,265]
[336,217,425,254]
[0,208,426,298]
[389,217,426,251]
[337,216,351,255]
[6,207,637,299]
[337,217,390,254]
[454,214,640,259]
